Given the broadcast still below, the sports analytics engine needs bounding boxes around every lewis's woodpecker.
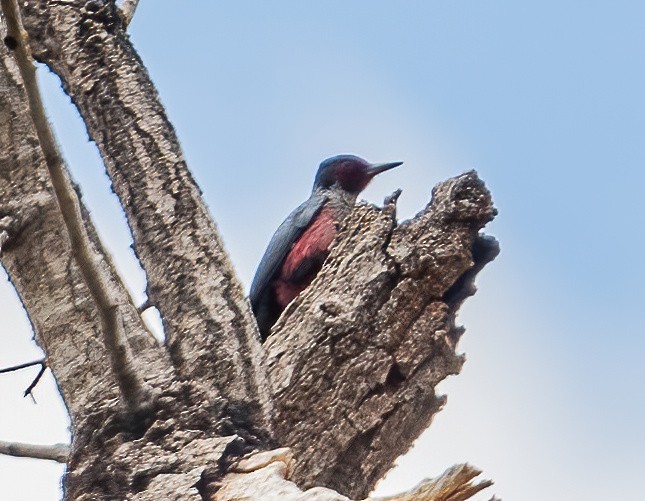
[250,154,402,339]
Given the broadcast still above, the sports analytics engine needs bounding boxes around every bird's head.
[313,155,402,194]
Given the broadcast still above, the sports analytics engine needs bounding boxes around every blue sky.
[1,2,644,499]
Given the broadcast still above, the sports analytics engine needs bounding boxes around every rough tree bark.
[0,2,499,500]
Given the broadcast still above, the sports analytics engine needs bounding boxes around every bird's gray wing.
[249,192,328,310]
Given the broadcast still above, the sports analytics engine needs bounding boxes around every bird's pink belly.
[274,206,337,308]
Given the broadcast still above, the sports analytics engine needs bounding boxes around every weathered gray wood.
[266,173,497,498]
[0,8,161,418]
[19,0,272,426]
[0,440,69,463]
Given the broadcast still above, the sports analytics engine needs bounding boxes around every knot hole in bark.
[385,362,405,390]
[3,36,17,50]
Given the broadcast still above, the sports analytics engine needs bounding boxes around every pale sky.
[1,2,644,499]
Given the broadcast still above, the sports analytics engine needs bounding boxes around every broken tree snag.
[19,0,271,425]
[265,172,497,498]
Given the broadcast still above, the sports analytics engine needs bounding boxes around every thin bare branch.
[0,440,69,463]
[0,358,48,397]
[1,0,154,416]
[23,362,47,397]
[0,358,45,374]
[112,307,159,412]
[119,0,139,27]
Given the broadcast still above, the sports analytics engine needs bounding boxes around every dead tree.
[0,1,498,499]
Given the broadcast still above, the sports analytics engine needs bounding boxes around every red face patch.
[334,159,371,193]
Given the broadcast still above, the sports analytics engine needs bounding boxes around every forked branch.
[0,359,45,374]
[20,0,271,427]
[1,0,154,416]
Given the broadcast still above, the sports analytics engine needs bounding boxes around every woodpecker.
[250,154,402,339]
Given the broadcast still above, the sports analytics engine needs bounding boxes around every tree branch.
[0,359,45,374]
[22,362,47,398]
[1,11,112,416]
[2,0,155,416]
[0,359,48,396]
[1,22,257,494]
[20,0,271,430]
[0,440,70,463]
[119,0,139,27]
[266,172,497,497]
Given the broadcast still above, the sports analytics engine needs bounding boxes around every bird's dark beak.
[367,161,403,177]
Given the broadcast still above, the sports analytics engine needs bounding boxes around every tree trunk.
[0,1,498,499]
